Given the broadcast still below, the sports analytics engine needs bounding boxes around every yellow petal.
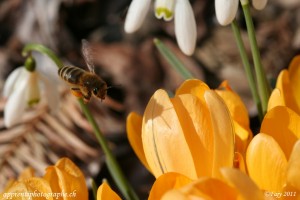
[142,89,210,179]
[175,79,210,103]
[275,70,300,114]
[1,177,53,200]
[148,172,192,200]
[246,133,287,192]
[233,152,246,173]
[268,88,285,111]
[288,55,300,112]
[215,80,250,128]
[162,176,238,200]
[221,168,264,200]
[204,90,235,179]
[44,157,88,200]
[126,112,151,172]
[286,140,300,190]
[97,182,121,200]
[18,167,35,180]
[171,93,214,177]
[233,120,252,156]
[261,106,300,159]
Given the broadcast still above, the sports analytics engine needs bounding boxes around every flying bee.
[58,40,107,103]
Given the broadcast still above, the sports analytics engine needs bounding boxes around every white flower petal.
[124,0,151,33]
[215,0,239,26]
[252,0,268,10]
[39,73,59,113]
[4,78,29,128]
[174,0,197,55]
[155,0,175,21]
[3,67,24,97]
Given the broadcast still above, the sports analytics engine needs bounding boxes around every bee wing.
[81,39,95,73]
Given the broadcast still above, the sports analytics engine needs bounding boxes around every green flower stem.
[79,99,139,200]
[91,179,98,200]
[231,20,263,120]
[22,44,64,69]
[241,1,271,115]
[22,44,139,200]
[154,38,193,79]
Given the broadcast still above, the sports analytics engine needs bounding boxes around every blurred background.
[0,0,299,198]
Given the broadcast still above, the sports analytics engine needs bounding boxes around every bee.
[58,40,107,103]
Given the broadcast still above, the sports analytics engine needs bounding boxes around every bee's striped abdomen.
[58,66,85,84]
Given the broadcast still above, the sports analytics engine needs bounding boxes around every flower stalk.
[241,0,271,115]
[22,44,139,200]
[231,19,263,120]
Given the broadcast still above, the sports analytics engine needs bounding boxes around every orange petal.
[246,133,287,192]
[1,177,53,200]
[44,157,88,200]
[221,168,264,200]
[97,182,121,200]
[261,106,300,159]
[268,88,285,111]
[148,172,192,200]
[162,176,237,200]
[216,80,250,128]
[126,112,151,172]
[142,89,209,179]
[288,55,300,112]
[286,140,300,190]
[204,90,235,179]
[275,70,300,114]
[175,79,210,103]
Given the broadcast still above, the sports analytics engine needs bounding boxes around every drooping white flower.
[124,0,197,56]
[252,0,268,10]
[215,0,239,26]
[3,66,59,128]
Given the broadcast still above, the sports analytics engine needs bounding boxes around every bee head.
[92,83,107,100]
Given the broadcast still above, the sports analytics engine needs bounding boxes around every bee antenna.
[106,84,122,91]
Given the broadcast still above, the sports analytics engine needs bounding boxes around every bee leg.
[71,88,83,98]
[82,91,91,104]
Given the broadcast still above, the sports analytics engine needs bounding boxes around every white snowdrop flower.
[252,0,268,10]
[3,63,59,127]
[124,0,197,56]
[215,0,239,26]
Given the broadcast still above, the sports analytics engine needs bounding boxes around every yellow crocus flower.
[127,79,235,180]
[246,134,300,198]
[0,158,88,200]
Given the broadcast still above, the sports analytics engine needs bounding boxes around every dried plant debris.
[0,90,104,190]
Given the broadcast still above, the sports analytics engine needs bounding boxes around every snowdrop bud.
[155,0,175,21]
[252,0,268,10]
[124,0,152,33]
[174,0,197,55]
[215,0,239,26]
